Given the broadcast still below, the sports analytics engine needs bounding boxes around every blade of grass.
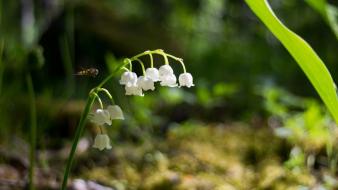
[26,73,37,190]
[245,0,338,123]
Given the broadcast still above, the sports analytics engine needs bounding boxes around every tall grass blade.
[26,74,37,190]
[245,0,338,123]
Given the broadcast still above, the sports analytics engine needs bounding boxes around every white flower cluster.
[119,64,194,96]
[90,105,124,151]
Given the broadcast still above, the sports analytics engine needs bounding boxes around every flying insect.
[74,67,99,77]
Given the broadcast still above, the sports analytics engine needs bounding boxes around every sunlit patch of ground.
[77,123,317,190]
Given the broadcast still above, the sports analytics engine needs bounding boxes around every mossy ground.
[76,123,319,190]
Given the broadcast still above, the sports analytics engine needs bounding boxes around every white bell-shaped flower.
[90,109,111,126]
[179,72,194,88]
[160,73,177,87]
[93,134,112,151]
[145,68,160,82]
[125,83,144,96]
[107,105,124,120]
[137,76,155,91]
[119,71,137,85]
[159,64,174,76]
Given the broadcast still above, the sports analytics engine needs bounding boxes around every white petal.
[178,72,194,88]
[107,105,124,120]
[145,68,160,82]
[159,65,174,76]
[137,76,155,91]
[90,109,111,125]
[125,83,144,96]
[160,74,177,87]
[119,71,137,85]
[93,134,112,151]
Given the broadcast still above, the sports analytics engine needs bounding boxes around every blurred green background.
[0,0,338,189]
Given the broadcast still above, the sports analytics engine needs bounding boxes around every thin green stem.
[61,61,128,190]
[98,61,129,88]
[98,88,115,104]
[178,59,186,73]
[93,93,103,109]
[26,73,37,190]
[159,50,169,65]
[134,58,146,75]
[61,95,96,190]
[149,53,154,68]
[126,59,132,71]
[130,49,186,72]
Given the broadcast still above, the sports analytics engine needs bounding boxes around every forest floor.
[0,122,329,190]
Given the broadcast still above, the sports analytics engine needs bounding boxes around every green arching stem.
[26,74,37,190]
[61,94,96,190]
[126,59,132,71]
[98,61,130,88]
[61,49,185,189]
[178,59,186,73]
[61,61,128,190]
[134,58,146,75]
[163,53,186,72]
[130,49,186,72]
[98,88,115,105]
[158,50,169,65]
[149,53,154,68]
[93,93,103,109]
[98,88,113,100]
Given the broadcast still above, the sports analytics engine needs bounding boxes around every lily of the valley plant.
[61,49,193,190]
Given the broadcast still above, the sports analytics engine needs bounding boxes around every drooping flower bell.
[159,65,174,76]
[119,71,137,85]
[160,74,177,87]
[137,76,155,91]
[93,134,112,151]
[107,105,124,120]
[145,68,160,82]
[179,73,194,88]
[90,109,111,126]
[159,65,177,87]
[125,83,144,96]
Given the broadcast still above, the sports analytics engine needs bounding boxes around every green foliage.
[245,0,338,124]
[306,0,338,40]
[263,86,337,181]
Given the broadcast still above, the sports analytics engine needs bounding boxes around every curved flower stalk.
[61,61,129,190]
[119,49,194,96]
[61,49,193,190]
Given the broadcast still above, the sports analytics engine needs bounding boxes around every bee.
[74,67,99,77]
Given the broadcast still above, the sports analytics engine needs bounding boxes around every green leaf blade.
[245,0,338,123]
